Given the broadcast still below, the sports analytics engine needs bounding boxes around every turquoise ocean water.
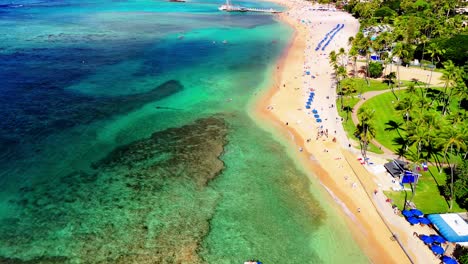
[0,0,367,263]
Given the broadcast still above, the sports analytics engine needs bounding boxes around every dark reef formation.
[1,116,228,263]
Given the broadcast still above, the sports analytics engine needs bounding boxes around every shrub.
[368,62,384,78]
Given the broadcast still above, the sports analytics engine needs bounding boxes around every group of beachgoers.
[283,0,350,148]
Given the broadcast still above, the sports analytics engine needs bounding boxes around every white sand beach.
[254,0,444,263]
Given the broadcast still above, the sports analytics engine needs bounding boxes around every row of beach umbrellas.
[419,234,447,244]
[304,92,322,123]
[402,209,432,225]
[419,235,455,262]
[315,24,344,51]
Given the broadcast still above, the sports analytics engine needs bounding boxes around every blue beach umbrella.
[419,235,433,244]
[419,217,431,225]
[312,109,318,114]
[314,114,320,118]
[431,245,445,255]
[407,217,420,225]
[441,255,457,264]
[305,105,310,109]
[431,235,447,244]
[402,210,413,217]
[410,209,424,216]
[316,119,322,123]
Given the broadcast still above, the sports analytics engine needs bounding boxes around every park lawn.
[361,87,462,155]
[360,91,405,152]
[337,97,384,154]
[384,166,465,214]
[340,78,412,95]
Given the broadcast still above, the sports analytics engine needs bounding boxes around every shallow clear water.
[0,0,367,263]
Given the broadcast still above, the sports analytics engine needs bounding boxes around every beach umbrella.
[419,217,431,225]
[441,255,457,264]
[410,209,424,217]
[407,217,420,225]
[419,235,433,244]
[316,119,322,123]
[314,114,320,118]
[312,109,318,114]
[431,245,445,255]
[305,105,310,109]
[431,235,447,244]
[402,210,413,217]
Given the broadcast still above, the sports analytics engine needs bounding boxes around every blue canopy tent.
[431,245,445,255]
[441,255,457,264]
[427,214,468,242]
[402,171,419,184]
[419,235,434,244]
[407,217,420,225]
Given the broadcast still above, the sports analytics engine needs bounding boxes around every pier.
[218,0,280,13]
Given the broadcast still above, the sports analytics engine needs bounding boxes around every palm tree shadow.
[392,136,408,150]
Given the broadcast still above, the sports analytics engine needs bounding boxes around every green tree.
[341,80,357,120]
[355,107,376,162]
[440,60,463,115]
[384,71,398,99]
[441,126,467,210]
[368,62,384,78]
[392,42,409,91]
[426,42,446,88]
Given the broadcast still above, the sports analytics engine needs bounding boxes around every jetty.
[218,0,280,13]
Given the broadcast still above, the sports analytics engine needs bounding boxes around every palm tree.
[341,80,357,120]
[392,42,409,92]
[355,33,371,85]
[338,47,346,67]
[441,126,467,210]
[395,95,417,123]
[336,65,348,109]
[355,107,376,162]
[426,43,446,88]
[384,71,397,99]
[348,47,358,78]
[453,79,468,108]
[440,60,462,115]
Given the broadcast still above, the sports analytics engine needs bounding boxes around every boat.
[169,0,186,2]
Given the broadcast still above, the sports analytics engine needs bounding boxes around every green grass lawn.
[360,91,404,153]
[384,166,465,213]
[336,97,384,154]
[340,78,412,95]
[361,87,461,154]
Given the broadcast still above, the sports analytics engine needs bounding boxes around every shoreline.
[249,1,440,263]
